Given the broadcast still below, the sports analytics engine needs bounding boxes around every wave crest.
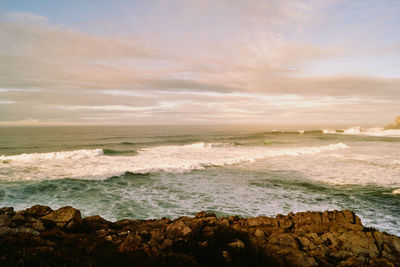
[0,149,103,161]
[0,142,348,181]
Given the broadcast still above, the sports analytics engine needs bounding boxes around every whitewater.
[0,142,348,181]
[0,125,399,236]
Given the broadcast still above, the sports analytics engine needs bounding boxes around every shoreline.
[1,205,399,266]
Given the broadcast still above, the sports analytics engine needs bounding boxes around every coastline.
[1,205,399,266]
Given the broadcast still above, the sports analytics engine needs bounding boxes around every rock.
[30,219,45,231]
[0,207,14,216]
[23,205,53,217]
[194,211,216,218]
[41,206,82,230]
[385,116,400,129]
[16,226,39,235]
[330,250,353,260]
[166,220,192,239]
[0,226,15,236]
[0,205,399,266]
[83,215,110,232]
[285,250,318,267]
[338,256,364,266]
[268,233,299,249]
[254,228,265,239]
[298,236,317,250]
[228,239,245,249]
[369,258,395,267]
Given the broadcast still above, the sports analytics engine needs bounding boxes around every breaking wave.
[322,127,400,137]
[0,149,103,161]
[0,142,348,181]
[265,127,400,138]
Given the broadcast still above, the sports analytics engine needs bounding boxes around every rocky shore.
[1,205,399,266]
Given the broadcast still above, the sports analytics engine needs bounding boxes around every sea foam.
[323,127,400,138]
[0,142,348,181]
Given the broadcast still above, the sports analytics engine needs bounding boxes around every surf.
[0,142,348,181]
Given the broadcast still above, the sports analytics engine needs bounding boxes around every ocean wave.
[322,127,400,138]
[393,189,400,194]
[0,149,104,161]
[244,127,400,138]
[0,142,348,181]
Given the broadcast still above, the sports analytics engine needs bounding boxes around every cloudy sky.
[0,0,399,126]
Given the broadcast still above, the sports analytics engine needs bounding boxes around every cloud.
[0,1,399,125]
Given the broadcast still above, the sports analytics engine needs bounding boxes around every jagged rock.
[166,220,192,239]
[23,204,53,217]
[41,206,82,230]
[0,205,399,266]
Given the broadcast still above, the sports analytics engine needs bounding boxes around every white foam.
[322,129,336,134]
[323,127,400,138]
[0,142,348,181]
[343,127,362,134]
[393,189,400,194]
[0,149,104,161]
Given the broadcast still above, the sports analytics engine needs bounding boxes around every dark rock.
[82,215,110,232]
[41,206,82,230]
[0,207,14,216]
[0,205,399,266]
[23,204,53,217]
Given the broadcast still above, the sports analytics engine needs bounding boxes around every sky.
[0,0,399,126]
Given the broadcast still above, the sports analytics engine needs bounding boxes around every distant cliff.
[385,116,400,129]
[1,205,399,266]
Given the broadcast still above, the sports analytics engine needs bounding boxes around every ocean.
[0,125,399,236]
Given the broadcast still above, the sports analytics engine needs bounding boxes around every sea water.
[0,125,399,235]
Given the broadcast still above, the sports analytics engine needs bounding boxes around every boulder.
[23,205,53,217]
[41,206,82,230]
[165,220,192,239]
